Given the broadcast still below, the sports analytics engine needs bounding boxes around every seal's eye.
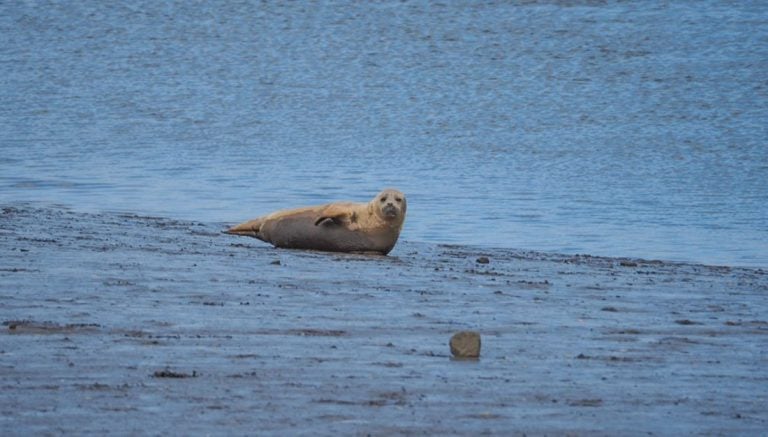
[380,197,387,203]
[395,197,402,203]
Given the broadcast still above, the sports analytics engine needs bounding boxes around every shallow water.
[1,1,767,267]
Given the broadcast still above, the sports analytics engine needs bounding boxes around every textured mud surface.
[1,205,767,435]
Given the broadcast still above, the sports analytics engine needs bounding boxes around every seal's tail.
[224,218,263,238]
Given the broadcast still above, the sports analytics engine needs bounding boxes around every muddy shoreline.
[1,205,766,435]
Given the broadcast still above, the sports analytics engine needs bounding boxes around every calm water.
[1,1,767,267]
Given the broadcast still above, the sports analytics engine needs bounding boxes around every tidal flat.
[1,205,767,435]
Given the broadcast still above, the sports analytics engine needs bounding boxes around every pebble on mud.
[152,369,197,378]
[450,331,481,359]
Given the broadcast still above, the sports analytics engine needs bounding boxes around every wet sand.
[1,205,766,435]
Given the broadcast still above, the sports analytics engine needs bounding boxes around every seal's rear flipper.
[224,219,263,238]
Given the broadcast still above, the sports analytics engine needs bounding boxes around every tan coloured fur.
[225,189,406,254]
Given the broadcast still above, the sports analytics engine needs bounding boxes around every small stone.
[674,319,701,325]
[450,331,481,359]
[270,259,281,265]
[476,256,490,264]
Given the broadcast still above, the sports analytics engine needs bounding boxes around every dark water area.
[1,1,767,267]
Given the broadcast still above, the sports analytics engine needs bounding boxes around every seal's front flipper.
[314,216,343,227]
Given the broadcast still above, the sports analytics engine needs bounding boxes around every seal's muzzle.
[383,204,399,218]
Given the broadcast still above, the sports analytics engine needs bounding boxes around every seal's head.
[370,188,407,223]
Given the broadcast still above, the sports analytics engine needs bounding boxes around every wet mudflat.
[1,205,766,435]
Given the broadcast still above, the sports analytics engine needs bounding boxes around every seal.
[225,188,407,255]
